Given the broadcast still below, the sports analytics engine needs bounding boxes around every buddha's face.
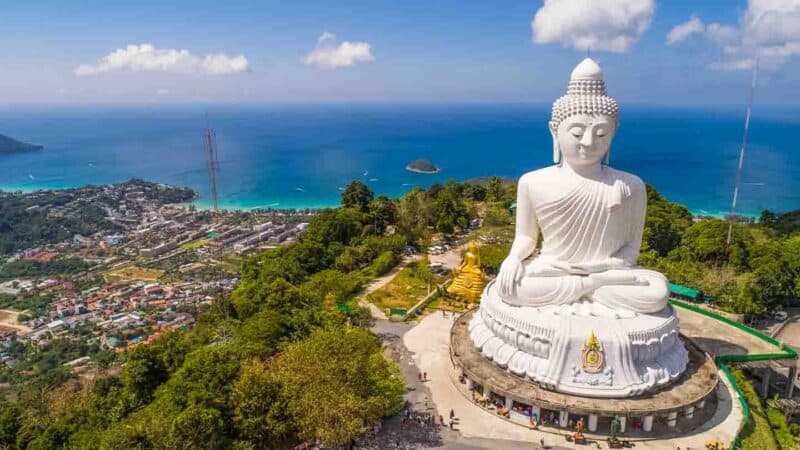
[550,113,616,168]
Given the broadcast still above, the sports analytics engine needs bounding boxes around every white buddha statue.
[469,58,688,398]
[496,57,668,319]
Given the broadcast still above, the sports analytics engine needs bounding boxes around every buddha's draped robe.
[507,169,668,313]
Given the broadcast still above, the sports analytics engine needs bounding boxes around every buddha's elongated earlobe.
[549,121,562,166]
[602,149,610,167]
[554,140,563,166]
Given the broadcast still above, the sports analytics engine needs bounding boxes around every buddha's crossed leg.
[502,268,668,314]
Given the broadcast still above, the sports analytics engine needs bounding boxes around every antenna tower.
[727,61,758,245]
[203,128,220,211]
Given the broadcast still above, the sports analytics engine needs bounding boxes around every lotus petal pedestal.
[469,281,689,398]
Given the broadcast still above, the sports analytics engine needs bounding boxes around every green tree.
[486,176,504,202]
[299,269,363,306]
[169,405,227,449]
[368,195,397,234]
[642,185,693,257]
[462,183,487,201]
[232,360,292,446]
[478,243,511,275]
[483,206,511,227]
[368,251,398,277]
[432,180,470,234]
[122,345,170,407]
[0,402,20,446]
[272,327,404,447]
[731,272,768,316]
[668,219,749,269]
[396,188,432,241]
[340,181,374,212]
[301,208,364,247]
[160,344,241,411]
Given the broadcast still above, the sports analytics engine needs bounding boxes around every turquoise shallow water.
[0,104,798,215]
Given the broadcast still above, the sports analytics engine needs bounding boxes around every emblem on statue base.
[581,331,605,374]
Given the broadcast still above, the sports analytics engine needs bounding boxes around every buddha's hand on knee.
[497,258,523,298]
[524,258,572,277]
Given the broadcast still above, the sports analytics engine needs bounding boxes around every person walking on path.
[449,409,455,419]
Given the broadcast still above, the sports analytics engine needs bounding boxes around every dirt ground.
[0,309,32,333]
[104,266,164,283]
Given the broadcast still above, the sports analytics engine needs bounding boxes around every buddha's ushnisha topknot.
[551,58,619,127]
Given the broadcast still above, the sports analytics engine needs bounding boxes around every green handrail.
[388,307,407,317]
[670,299,797,449]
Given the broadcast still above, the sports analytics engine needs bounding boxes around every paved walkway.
[357,255,421,320]
[676,306,780,357]
[368,318,565,449]
[776,316,800,348]
[429,245,465,271]
[404,313,744,450]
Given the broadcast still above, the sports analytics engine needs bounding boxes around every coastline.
[1,179,759,218]
[1,104,795,220]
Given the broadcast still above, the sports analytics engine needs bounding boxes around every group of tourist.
[400,406,458,430]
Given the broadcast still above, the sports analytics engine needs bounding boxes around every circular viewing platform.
[450,309,720,435]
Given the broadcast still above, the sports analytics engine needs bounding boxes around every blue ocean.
[0,104,798,216]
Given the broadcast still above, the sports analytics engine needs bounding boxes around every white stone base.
[469,281,689,398]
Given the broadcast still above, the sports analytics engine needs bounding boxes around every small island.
[406,159,440,174]
[0,134,43,154]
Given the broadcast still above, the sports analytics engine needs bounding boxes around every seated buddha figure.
[469,59,687,398]
[448,241,486,302]
[496,58,669,319]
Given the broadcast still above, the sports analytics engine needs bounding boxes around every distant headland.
[406,159,439,174]
[0,134,43,154]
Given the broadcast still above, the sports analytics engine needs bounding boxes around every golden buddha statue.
[448,242,486,302]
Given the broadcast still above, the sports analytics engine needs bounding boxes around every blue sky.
[1,0,798,106]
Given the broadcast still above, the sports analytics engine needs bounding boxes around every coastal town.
[0,180,314,384]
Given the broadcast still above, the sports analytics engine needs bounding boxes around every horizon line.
[1,100,797,110]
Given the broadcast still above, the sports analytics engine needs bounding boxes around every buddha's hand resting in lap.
[497,258,524,298]
[567,257,627,275]
[521,257,627,277]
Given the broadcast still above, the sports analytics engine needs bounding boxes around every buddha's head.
[549,58,619,169]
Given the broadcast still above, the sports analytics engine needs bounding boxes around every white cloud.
[666,15,705,45]
[667,0,800,71]
[705,23,740,45]
[304,32,374,69]
[74,44,249,76]
[531,0,655,52]
[156,88,170,95]
[318,31,337,44]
